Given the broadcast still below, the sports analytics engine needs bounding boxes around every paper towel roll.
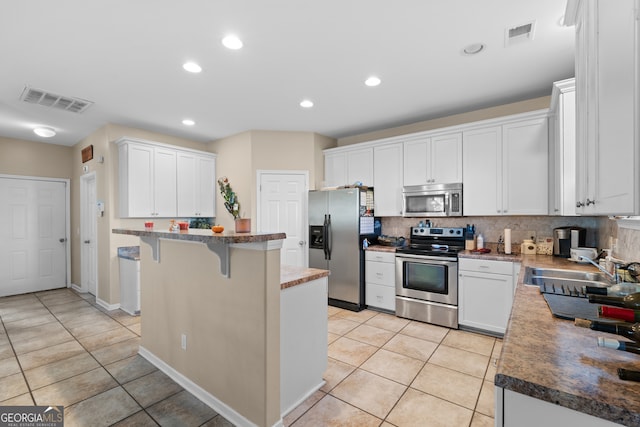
[504,229,512,254]
[570,229,580,248]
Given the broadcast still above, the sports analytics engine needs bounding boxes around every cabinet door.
[458,269,513,335]
[347,148,373,186]
[502,118,548,215]
[403,139,429,185]
[591,0,637,215]
[126,143,154,217]
[374,143,403,216]
[176,152,197,217]
[196,155,216,217]
[324,153,347,187]
[430,132,462,184]
[153,147,177,217]
[463,126,502,215]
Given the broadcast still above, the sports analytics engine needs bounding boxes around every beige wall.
[70,124,209,305]
[209,130,336,230]
[337,96,551,146]
[0,136,72,178]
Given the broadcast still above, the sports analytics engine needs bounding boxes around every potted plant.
[217,177,250,232]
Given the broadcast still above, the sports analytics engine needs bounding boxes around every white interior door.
[257,171,308,267]
[81,173,98,295]
[0,177,67,297]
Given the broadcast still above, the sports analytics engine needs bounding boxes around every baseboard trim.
[138,346,284,427]
[96,297,119,311]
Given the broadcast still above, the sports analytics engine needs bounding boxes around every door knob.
[298,240,305,246]
[59,238,66,243]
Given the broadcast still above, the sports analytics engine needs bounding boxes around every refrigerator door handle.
[326,214,332,260]
[323,215,329,260]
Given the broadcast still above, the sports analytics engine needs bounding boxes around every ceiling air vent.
[19,86,93,113]
[505,21,536,47]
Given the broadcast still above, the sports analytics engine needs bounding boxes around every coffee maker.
[553,226,586,257]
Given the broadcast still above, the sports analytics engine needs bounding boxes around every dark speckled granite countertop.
[496,255,640,426]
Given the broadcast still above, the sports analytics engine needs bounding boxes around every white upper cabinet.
[373,143,403,216]
[403,132,462,186]
[118,141,177,218]
[549,78,577,216]
[566,0,639,215]
[463,126,502,215]
[463,113,548,216]
[177,151,216,217]
[117,137,216,218]
[324,147,373,188]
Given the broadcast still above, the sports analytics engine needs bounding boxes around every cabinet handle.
[586,198,596,206]
[576,201,584,207]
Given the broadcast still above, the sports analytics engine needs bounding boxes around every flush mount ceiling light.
[33,127,56,137]
[183,62,202,73]
[300,99,314,108]
[463,43,485,55]
[222,35,243,50]
[182,119,195,126]
[365,76,381,87]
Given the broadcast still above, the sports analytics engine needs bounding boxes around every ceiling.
[0,1,575,147]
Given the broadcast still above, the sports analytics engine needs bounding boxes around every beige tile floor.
[0,288,500,426]
[0,288,233,426]
[284,306,501,427]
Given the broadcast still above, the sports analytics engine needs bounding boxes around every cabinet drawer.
[366,283,396,311]
[365,250,395,263]
[459,258,513,275]
[365,261,396,286]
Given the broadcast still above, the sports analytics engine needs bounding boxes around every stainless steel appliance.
[553,226,586,257]
[309,188,375,311]
[395,226,465,328]
[402,183,462,217]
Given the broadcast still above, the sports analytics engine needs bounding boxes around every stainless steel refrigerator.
[308,188,375,311]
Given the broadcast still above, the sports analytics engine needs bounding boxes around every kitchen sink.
[523,267,612,297]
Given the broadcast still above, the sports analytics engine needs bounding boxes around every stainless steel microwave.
[402,183,462,217]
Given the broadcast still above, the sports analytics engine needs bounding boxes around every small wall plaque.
[81,145,94,163]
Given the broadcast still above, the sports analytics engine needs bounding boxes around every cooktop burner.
[396,227,465,257]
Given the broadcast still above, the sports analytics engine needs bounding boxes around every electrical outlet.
[181,333,187,350]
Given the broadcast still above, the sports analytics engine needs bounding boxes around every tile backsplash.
[380,215,639,262]
[381,216,599,247]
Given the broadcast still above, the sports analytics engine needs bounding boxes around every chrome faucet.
[578,256,620,284]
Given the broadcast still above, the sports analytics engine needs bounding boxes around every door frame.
[0,174,71,287]
[79,172,98,295]
[256,170,309,266]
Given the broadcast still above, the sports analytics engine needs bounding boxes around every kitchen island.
[112,228,329,427]
[480,254,640,426]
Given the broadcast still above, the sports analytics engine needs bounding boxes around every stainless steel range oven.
[395,226,465,328]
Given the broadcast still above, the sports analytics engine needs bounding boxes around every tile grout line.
[322,309,495,426]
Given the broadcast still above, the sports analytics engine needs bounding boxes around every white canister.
[477,234,484,249]
[521,239,537,255]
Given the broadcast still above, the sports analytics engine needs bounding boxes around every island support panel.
[138,239,281,427]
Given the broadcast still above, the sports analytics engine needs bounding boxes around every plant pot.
[234,218,251,233]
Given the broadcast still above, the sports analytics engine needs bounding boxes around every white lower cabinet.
[458,258,516,335]
[496,387,620,427]
[365,251,396,312]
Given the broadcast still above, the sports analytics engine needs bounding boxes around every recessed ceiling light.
[300,99,314,108]
[463,43,485,55]
[183,62,202,73]
[33,127,56,137]
[365,76,381,87]
[222,35,243,50]
[182,119,195,126]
